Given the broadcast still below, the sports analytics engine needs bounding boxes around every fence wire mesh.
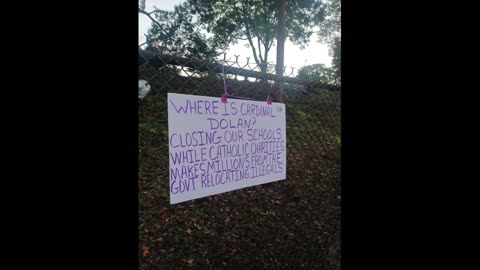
[139,48,341,270]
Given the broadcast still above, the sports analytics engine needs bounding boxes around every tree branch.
[242,2,263,45]
[268,38,274,51]
[148,10,161,15]
[236,3,261,67]
[257,36,263,63]
[139,8,169,39]
[264,33,270,65]
[244,21,261,67]
[139,8,162,29]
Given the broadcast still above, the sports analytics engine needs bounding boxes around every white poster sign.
[168,93,286,204]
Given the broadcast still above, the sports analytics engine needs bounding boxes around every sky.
[139,0,333,73]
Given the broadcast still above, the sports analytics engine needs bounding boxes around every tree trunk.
[273,0,286,103]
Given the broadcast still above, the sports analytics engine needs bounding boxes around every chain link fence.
[139,48,341,269]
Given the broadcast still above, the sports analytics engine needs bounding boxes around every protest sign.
[168,93,286,204]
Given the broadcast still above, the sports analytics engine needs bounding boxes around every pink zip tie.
[220,61,254,103]
[221,62,228,103]
[266,81,274,105]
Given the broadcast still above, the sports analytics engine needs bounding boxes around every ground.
[138,69,341,269]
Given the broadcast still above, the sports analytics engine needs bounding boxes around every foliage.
[144,3,221,60]
[139,78,341,269]
[331,37,341,84]
[317,0,340,46]
[297,63,339,84]
[186,0,325,72]
[317,0,340,84]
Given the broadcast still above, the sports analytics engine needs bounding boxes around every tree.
[317,0,340,46]
[273,0,286,102]
[297,63,338,85]
[331,37,340,84]
[188,0,325,73]
[317,0,340,84]
[141,2,221,60]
